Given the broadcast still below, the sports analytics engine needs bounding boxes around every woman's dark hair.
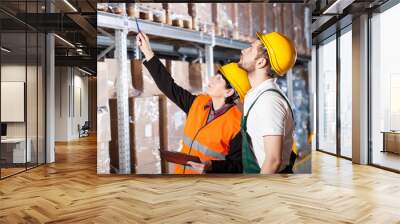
[221,74,240,104]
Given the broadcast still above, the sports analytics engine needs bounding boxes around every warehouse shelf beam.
[98,27,114,40]
[97,36,240,62]
[97,11,250,50]
[97,43,115,61]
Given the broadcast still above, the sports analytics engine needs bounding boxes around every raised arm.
[136,32,196,114]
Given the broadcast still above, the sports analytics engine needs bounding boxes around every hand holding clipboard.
[159,150,201,166]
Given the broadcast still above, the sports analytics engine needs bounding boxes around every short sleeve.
[251,92,288,136]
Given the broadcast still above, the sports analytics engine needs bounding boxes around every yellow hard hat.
[219,63,251,103]
[256,32,297,76]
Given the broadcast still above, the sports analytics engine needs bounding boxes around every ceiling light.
[54,34,75,48]
[1,47,11,53]
[63,0,78,12]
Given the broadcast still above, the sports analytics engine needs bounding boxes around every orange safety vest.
[175,95,242,174]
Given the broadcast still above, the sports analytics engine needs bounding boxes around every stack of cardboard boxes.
[127,3,166,24]
[212,3,237,39]
[166,3,192,29]
[106,58,205,174]
[190,3,213,34]
[132,96,162,174]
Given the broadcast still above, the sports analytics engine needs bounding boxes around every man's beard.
[239,62,254,73]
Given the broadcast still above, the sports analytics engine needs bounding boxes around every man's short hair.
[256,44,278,78]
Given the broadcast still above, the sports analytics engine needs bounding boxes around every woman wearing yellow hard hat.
[238,31,297,174]
[136,32,251,174]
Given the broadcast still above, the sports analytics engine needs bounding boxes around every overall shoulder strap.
[245,89,294,123]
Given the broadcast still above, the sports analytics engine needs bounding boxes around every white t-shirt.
[243,78,294,172]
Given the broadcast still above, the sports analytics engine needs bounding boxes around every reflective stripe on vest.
[182,135,226,160]
[174,95,241,174]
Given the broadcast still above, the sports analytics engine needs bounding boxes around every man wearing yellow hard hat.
[136,32,251,174]
[238,31,297,174]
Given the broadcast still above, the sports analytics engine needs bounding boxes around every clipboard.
[159,150,201,165]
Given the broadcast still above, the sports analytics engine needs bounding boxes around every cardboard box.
[212,3,237,38]
[136,162,162,174]
[109,96,162,174]
[97,3,108,12]
[131,59,167,97]
[127,3,166,23]
[108,3,126,15]
[168,60,207,93]
[167,3,189,17]
[104,59,137,98]
[97,61,111,106]
[237,3,251,41]
[292,4,307,56]
[131,59,203,95]
[133,96,162,174]
[190,3,213,34]
[108,98,134,172]
[168,60,190,90]
[282,4,294,46]
[188,63,205,93]
[159,96,186,173]
[272,3,284,34]
[166,3,191,27]
[265,4,276,33]
[250,3,265,42]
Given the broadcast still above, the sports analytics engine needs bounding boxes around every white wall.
[55,66,89,141]
[71,72,89,139]
[1,63,46,164]
[55,66,69,141]
[1,65,34,138]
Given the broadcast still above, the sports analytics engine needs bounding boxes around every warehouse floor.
[0,136,399,223]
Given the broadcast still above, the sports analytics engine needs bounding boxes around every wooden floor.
[1,135,400,223]
[1,167,26,178]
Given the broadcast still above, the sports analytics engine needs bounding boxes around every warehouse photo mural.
[97,2,312,175]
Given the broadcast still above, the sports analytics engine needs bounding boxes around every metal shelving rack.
[97,11,253,172]
[97,11,250,73]
[97,11,312,173]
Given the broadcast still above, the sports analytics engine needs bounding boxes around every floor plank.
[0,135,399,223]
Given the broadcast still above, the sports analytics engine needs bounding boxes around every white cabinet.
[1,138,32,163]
